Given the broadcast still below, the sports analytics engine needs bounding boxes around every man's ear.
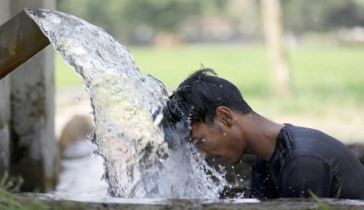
[215,106,233,127]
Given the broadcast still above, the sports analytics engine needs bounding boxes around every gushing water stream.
[26,9,228,198]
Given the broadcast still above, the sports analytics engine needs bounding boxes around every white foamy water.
[26,9,227,198]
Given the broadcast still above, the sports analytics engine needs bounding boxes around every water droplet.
[91,150,99,157]
[220,85,222,87]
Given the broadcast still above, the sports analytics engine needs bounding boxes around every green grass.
[56,44,364,103]
[0,172,45,210]
[55,44,364,139]
[55,53,83,89]
[129,45,271,93]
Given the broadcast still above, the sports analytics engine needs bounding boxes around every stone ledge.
[8,193,364,210]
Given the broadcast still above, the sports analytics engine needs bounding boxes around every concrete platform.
[12,194,364,210]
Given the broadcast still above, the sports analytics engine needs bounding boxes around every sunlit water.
[26,9,228,198]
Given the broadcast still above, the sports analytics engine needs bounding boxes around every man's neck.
[238,112,284,161]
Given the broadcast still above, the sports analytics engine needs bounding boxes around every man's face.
[189,121,245,165]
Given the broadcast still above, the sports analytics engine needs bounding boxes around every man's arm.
[279,155,333,198]
[246,156,280,198]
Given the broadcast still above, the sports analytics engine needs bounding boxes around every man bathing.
[166,69,364,199]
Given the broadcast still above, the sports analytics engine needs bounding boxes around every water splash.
[231,166,239,187]
[26,9,227,198]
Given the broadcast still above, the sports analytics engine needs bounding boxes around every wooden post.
[0,8,55,191]
[0,0,11,177]
[261,0,292,97]
[0,0,57,192]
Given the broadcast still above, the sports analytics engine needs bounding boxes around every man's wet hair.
[167,68,252,125]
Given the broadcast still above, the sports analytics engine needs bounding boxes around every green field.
[55,44,364,139]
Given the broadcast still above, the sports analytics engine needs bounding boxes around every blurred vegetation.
[0,172,43,210]
[0,172,85,210]
[283,0,364,34]
[57,0,364,45]
[56,45,364,139]
[56,45,364,105]
[55,0,364,139]
[57,0,236,44]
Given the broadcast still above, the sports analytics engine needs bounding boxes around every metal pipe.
[0,9,50,79]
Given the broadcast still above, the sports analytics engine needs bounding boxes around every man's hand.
[219,186,247,199]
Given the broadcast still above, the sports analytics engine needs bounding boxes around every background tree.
[282,0,364,34]
[261,0,291,98]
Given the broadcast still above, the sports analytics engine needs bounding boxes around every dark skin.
[190,106,284,165]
